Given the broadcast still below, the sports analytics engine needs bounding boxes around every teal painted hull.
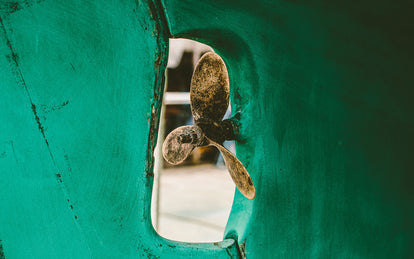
[1,0,413,258]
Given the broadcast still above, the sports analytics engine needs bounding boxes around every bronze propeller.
[162,52,255,199]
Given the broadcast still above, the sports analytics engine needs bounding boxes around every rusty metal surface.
[190,52,229,123]
[207,138,255,199]
[162,125,204,165]
[162,52,255,199]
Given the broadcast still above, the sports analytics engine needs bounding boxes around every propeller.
[162,52,255,199]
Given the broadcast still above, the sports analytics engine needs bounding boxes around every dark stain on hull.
[144,0,170,180]
[0,2,22,14]
[31,104,49,147]
[0,0,46,15]
[0,239,4,259]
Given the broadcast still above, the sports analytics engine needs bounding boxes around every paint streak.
[40,100,69,114]
[0,17,52,150]
[31,104,49,147]
[8,140,17,163]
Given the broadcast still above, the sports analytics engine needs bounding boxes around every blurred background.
[151,39,236,242]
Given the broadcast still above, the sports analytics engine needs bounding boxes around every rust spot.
[0,0,46,15]
[0,239,4,259]
[239,240,247,259]
[7,2,22,13]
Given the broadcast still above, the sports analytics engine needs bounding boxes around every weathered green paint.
[161,0,414,258]
[0,0,239,258]
[1,0,414,258]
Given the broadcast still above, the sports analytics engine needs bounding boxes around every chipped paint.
[144,0,170,180]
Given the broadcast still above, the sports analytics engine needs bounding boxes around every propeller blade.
[190,52,230,123]
[207,138,256,199]
[162,125,205,165]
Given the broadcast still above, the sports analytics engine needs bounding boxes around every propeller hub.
[195,119,236,144]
